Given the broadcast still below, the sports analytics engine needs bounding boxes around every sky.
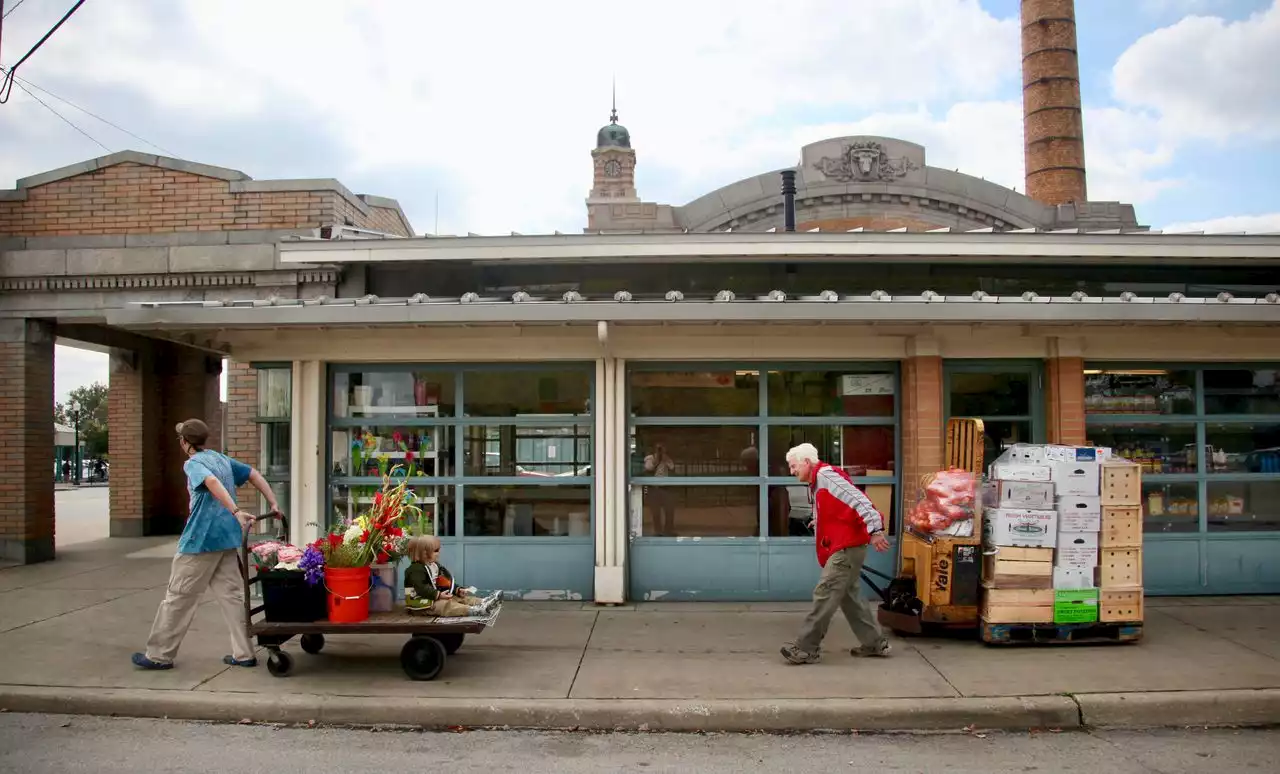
[3,0,1278,401]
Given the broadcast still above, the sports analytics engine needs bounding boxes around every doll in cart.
[404,535,501,617]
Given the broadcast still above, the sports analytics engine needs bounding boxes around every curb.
[1076,689,1280,729]
[0,686,1079,732]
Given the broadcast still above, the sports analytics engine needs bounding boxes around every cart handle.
[239,510,287,632]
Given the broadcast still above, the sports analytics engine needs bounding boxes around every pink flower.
[276,545,303,563]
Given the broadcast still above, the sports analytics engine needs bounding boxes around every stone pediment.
[802,137,926,186]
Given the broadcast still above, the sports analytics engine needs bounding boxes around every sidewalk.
[0,536,1277,732]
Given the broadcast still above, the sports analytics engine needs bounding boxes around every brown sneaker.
[850,640,891,658]
[780,644,820,664]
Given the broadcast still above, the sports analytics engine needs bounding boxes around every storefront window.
[1207,481,1280,532]
[1085,424,1199,474]
[462,485,591,537]
[766,425,894,477]
[949,372,1031,417]
[636,485,758,538]
[1204,423,1280,474]
[327,365,592,539]
[630,370,760,417]
[1143,483,1199,533]
[330,426,453,478]
[463,424,591,477]
[333,370,456,419]
[1084,369,1196,415]
[629,364,900,540]
[765,482,895,538]
[253,365,291,526]
[463,370,590,417]
[632,426,758,477]
[1087,363,1280,536]
[1203,369,1280,415]
[767,370,895,417]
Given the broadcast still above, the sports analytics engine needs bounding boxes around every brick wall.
[1021,0,1087,205]
[224,361,261,506]
[1046,356,1086,445]
[0,320,55,563]
[900,355,945,513]
[0,162,412,237]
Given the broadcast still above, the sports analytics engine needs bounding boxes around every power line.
[1,0,88,103]
[4,0,28,20]
[4,70,109,152]
[3,67,175,155]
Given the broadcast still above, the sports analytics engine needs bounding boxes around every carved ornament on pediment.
[813,141,920,183]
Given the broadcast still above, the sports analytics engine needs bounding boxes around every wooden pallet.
[980,619,1143,645]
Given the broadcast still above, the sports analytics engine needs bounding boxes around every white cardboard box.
[1055,532,1100,569]
[1053,566,1095,590]
[985,480,1055,509]
[1042,445,1113,463]
[983,507,1059,548]
[989,462,1053,483]
[1000,444,1046,463]
[1052,461,1101,496]
[1057,496,1102,532]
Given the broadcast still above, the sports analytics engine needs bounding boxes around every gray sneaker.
[850,640,892,658]
[780,644,820,664]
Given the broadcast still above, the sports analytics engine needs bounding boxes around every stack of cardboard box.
[979,444,1146,628]
[979,455,1057,624]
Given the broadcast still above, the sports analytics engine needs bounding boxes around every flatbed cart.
[240,513,496,681]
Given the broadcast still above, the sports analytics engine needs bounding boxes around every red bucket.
[325,566,372,623]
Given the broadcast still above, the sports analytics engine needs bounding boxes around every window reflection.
[767,370,894,417]
[1084,369,1196,415]
[463,425,592,477]
[634,485,758,537]
[950,372,1031,417]
[463,486,591,537]
[630,370,760,417]
[333,371,455,418]
[1205,424,1280,474]
[766,483,895,538]
[1203,369,1280,415]
[632,426,758,477]
[463,370,590,417]
[766,425,894,477]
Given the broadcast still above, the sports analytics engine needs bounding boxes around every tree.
[54,381,109,459]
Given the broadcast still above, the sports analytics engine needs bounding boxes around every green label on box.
[1054,589,1099,623]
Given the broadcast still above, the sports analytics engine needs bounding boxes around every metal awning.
[106,292,1280,330]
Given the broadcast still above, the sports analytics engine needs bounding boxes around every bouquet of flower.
[302,466,422,585]
[249,540,306,572]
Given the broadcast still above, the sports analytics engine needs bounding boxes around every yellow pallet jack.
[875,418,986,635]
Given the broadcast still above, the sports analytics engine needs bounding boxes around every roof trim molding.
[13,150,250,190]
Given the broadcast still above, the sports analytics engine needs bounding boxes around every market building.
[1,1,1277,599]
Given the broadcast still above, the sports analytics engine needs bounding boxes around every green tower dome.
[596,106,631,149]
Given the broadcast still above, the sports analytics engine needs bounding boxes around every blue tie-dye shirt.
[177,449,253,554]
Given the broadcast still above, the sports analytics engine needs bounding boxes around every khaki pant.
[795,545,885,654]
[145,549,254,664]
[423,595,481,617]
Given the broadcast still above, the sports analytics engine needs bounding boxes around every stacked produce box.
[980,444,1145,630]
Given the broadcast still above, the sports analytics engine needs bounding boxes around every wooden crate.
[946,417,986,476]
[1101,462,1142,506]
[1099,588,1144,622]
[982,546,1054,589]
[981,604,1054,624]
[1101,506,1142,548]
[1099,548,1143,587]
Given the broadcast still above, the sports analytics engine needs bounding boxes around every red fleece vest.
[812,462,874,567]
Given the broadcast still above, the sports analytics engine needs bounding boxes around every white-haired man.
[780,442,891,665]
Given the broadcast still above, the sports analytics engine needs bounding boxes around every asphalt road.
[0,714,1274,773]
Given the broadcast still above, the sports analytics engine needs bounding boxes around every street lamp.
[66,399,82,486]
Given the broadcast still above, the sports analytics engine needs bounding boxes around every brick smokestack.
[1021,0,1087,205]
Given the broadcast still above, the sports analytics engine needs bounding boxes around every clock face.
[603,159,622,177]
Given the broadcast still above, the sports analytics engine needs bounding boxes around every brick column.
[109,341,222,536]
[0,319,56,564]
[224,361,260,505]
[1046,353,1086,446]
[900,339,945,509]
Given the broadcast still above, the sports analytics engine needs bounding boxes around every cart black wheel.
[266,650,293,677]
[400,636,446,681]
[300,634,325,655]
[436,632,465,655]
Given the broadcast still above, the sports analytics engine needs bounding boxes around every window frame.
[627,361,901,540]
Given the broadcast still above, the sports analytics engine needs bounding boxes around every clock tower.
[588,100,637,203]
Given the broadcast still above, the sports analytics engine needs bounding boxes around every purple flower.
[299,544,325,586]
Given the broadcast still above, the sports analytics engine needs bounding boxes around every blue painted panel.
[461,541,595,601]
[1142,539,1203,595]
[1205,537,1280,594]
[630,540,765,600]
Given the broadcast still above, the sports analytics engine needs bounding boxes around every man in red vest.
[780,442,892,664]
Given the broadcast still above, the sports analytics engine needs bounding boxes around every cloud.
[54,346,108,404]
[1161,212,1280,232]
[1113,1,1280,140]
